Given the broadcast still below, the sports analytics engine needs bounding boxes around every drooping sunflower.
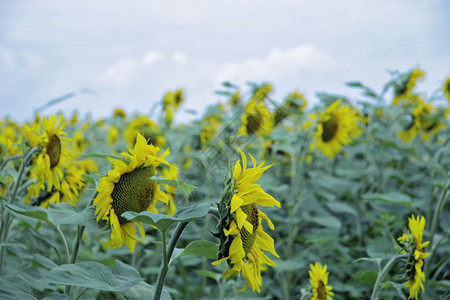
[39,163,86,208]
[163,89,184,126]
[238,99,273,136]
[309,262,333,300]
[32,115,72,192]
[212,150,280,293]
[93,133,171,253]
[397,215,430,300]
[124,115,166,149]
[310,100,362,159]
[392,68,425,105]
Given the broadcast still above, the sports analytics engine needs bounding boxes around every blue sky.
[1,0,449,121]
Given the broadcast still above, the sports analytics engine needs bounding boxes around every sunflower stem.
[424,178,450,280]
[153,221,189,300]
[55,224,71,265]
[0,147,38,275]
[0,154,24,172]
[371,253,407,300]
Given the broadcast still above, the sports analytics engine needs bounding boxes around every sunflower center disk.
[321,114,338,142]
[47,134,61,169]
[317,280,327,300]
[246,113,262,135]
[111,166,157,224]
[240,203,259,256]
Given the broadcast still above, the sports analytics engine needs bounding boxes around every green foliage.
[0,69,449,299]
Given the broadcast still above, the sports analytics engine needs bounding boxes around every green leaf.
[150,176,195,198]
[5,203,54,224]
[47,203,100,229]
[0,174,8,185]
[41,293,68,300]
[40,261,142,292]
[82,174,96,186]
[171,240,218,262]
[194,270,221,281]
[363,192,413,208]
[0,276,37,300]
[122,203,210,233]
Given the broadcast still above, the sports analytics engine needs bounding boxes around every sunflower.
[309,262,333,300]
[0,124,21,156]
[444,77,450,103]
[397,98,444,143]
[39,163,86,208]
[212,150,280,293]
[93,133,171,253]
[31,115,72,192]
[125,115,166,149]
[160,165,178,215]
[310,100,362,158]
[163,89,184,126]
[397,215,430,300]
[238,99,273,136]
[108,125,119,146]
[113,108,127,119]
[393,69,425,105]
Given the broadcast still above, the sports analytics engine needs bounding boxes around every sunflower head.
[125,115,166,148]
[397,215,430,300]
[93,133,172,252]
[238,100,272,136]
[309,262,333,300]
[310,100,362,158]
[113,108,127,119]
[443,77,450,102]
[212,150,280,293]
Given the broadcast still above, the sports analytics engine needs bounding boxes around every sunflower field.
[0,68,449,300]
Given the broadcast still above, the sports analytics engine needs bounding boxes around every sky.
[1,0,449,122]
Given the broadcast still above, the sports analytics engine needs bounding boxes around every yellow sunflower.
[125,115,166,149]
[393,68,425,105]
[93,133,171,253]
[163,89,184,126]
[160,165,178,216]
[212,150,280,293]
[40,163,86,208]
[443,77,450,103]
[113,108,127,119]
[310,100,362,158]
[0,124,21,156]
[397,215,430,300]
[108,125,119,146]
[238,99,273,136]
[309,262,333,300]
[32,115,72,192]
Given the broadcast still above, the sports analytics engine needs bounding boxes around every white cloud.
[215,44,337,85]
[173,51,187,64]
[98,57,139,86]
[142,50,163,66]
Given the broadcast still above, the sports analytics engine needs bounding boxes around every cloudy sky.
[1,0,449,121]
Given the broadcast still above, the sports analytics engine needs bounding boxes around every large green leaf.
[363,192,413,208]
[150,176,196,198]
[171,240,218,263]
[5,203,54,224]
[47,202,100,229]
[0,276,37,300]
[122,203,210,233]
[39,261,142,292]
